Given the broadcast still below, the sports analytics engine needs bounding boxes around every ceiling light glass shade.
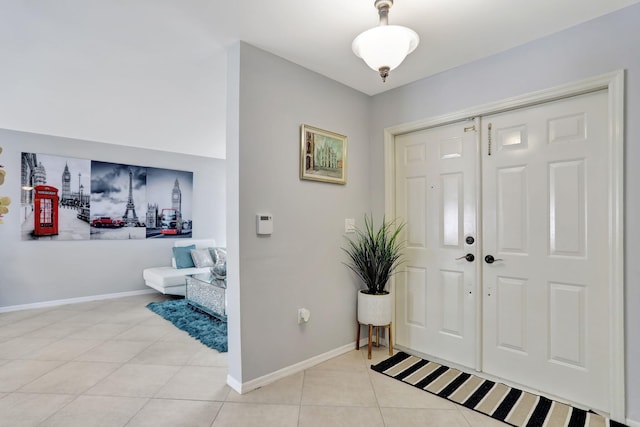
[352,25,419,72]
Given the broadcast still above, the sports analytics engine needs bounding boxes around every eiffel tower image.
[122,169,139,226]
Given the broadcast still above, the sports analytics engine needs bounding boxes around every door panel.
[495,276,527,354]
[548,282,586,367]
[441,173,463,247]
[406,177,427,247]
[405,266,427,328]
[440,269,464,336]
[482,90,610,411]
[496,166,528,253]
[549,160,585,256]
[395,121,478,369]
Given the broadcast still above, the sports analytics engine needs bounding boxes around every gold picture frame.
[300,124,347,185]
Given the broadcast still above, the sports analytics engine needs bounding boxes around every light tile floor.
[0,294,507,426]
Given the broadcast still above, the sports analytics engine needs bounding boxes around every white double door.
[394,90,611,411]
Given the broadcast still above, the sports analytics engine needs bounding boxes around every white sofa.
[143,239,216,296]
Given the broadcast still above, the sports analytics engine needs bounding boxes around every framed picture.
[300,124,347,185]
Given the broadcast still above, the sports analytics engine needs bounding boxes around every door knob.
[484,255,503,264]
[456,254,475,262]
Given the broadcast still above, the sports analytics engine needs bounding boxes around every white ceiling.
[183,0,640,95]
[1,0,638,158]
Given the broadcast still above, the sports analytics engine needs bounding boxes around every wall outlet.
[297,308,310,324]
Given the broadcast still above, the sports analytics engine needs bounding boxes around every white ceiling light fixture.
[352,0,419,83]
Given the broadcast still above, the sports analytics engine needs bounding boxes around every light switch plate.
[345,218,355,233]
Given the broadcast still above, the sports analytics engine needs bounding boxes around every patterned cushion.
[190,248,214,268]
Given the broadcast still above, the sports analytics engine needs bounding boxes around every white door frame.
[383,70,625,420]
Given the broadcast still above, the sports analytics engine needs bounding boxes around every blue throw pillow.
[172,244,196,269]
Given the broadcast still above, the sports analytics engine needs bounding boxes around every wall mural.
[20,152,193,241]
[0,146,9,224]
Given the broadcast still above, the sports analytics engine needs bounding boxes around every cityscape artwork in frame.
[20,152,194,241]
[300,124,347,185]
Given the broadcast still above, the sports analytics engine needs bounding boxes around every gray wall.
[0,129,226,308]
[369,5,640,420]
[226,43,371,383]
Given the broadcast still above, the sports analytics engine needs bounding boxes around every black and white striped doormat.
[371,352,626,427]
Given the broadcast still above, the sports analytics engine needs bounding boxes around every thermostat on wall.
[256,213,273,235]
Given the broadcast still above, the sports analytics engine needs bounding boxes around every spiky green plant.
[342,214,405,295]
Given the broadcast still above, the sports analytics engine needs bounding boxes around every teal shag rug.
[146,299,228,352]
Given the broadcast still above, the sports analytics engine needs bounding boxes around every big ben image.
[172,178,181,212]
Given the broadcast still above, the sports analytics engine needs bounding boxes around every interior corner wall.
[368,4,640,420]
[231,42,370,383]
[0,129,226,308]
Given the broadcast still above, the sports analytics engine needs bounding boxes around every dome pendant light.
[352,0,419,82]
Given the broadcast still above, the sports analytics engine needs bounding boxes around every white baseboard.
[226,341,361,395]
[226,374,243,394]
[0,289,156,313]
[626,418,640,427]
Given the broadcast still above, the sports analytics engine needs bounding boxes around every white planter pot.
[357,290,392,326]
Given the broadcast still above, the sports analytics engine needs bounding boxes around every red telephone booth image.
[34,185,59,236]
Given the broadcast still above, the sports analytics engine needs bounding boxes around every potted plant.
[343,214,405,326]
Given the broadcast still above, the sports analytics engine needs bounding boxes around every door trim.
[383,70,625,420]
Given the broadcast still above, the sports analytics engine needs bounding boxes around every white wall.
[0,129,226,308]
[226,43,371,384]
[369,5,640,421]
[0,1,227,159]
